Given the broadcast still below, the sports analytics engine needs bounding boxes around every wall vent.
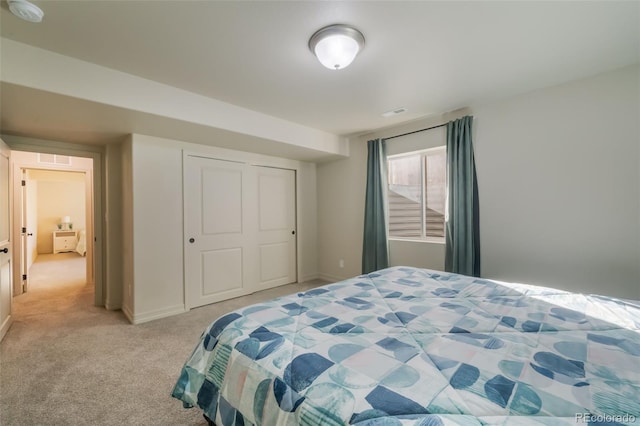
[38,154,71,165]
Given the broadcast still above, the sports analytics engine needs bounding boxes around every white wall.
[318,64,639,300]
[124,134,318,323]
[105,141,124,310]
[130,136,185,322]
[121,136,134,320]
[1,38,347,162]
[473,64,639,299]
[388,240,445,272]
[317,139,368,281]
[296,162,318,282]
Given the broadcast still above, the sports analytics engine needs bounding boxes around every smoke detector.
[8,0,44,23]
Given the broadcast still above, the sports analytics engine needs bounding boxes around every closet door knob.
[0,248,8,254]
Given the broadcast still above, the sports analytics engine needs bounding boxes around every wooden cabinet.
[53,230,77,254]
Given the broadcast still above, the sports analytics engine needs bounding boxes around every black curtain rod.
[384,122,447,141]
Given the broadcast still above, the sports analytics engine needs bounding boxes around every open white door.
[0,138,13,341]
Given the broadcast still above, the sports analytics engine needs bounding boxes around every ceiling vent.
[382,107,408,117]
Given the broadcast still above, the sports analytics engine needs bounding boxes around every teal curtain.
[445,116,481,277]
[362,138,389,274]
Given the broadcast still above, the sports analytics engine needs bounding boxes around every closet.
[183,155,296,309]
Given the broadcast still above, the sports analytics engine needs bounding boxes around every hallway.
[12,252,92,321]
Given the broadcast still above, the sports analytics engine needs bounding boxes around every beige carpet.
[0,253,327,425]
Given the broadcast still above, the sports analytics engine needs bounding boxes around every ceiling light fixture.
[8,0,44,23]
[309,24,365,70]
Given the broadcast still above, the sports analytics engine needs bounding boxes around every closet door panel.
[185,157,249,309]
[254,166,297,291]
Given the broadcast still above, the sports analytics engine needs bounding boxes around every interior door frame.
[0,138,12,342]
[20,169,29,292]
[6,137,104,307]
[16,166,91,294]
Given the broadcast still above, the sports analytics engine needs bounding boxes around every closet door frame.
[183,151,299,310]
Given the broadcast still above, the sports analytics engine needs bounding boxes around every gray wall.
[318,64,639,300]
[317,138,368,281]
[473,64,639,299]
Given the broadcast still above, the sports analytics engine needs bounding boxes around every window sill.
[389,237,445,245]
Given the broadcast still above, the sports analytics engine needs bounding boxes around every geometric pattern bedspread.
[172,266,640,425]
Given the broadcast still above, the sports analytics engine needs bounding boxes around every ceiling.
[1,1,639,155]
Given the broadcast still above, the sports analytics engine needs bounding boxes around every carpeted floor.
[0,253,327,425]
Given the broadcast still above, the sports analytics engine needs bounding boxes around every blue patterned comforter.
[172,267,640,425]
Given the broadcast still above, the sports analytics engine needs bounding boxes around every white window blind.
[387,146,446,241]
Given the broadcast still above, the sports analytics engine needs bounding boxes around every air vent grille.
[382,107,408,117]
[38,154,71,165]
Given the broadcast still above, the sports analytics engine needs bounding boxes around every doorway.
[11,151,95,303]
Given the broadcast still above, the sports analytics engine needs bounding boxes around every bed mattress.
[172,266,640,425]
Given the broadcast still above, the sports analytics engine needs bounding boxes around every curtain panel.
[445,116,481,277]
[362,138,389,274]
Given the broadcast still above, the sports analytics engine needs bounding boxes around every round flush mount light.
[309,24,365,70]
[8,0,44,23]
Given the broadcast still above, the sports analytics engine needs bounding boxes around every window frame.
[387,145,447,244]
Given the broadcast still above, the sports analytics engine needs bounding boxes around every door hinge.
[22,274,27,281]
[21,180,26,186]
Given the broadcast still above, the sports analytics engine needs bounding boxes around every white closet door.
[254,166,297,291]
[184,156,297,309]
[184,156,255,309]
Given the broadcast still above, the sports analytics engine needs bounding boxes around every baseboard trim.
[121,304,134,324]
[104,299,122,311]
[0,314,12,342]
[299,273,320,283]
[318,273,348,283]
[131,304,187,325]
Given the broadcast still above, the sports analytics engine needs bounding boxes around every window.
[387,146,446,241]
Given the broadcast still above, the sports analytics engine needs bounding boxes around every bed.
[75,229,86,256]
[172,266,640,425]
